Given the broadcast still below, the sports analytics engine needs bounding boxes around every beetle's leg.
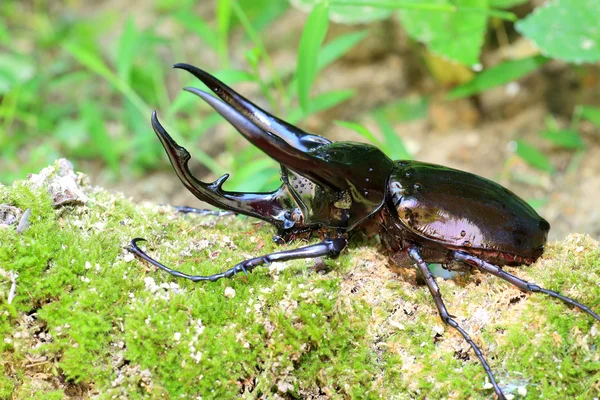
[129,237,347,283]
[169,206,234,217]
[453,251,600,322]
[408,247,506,400]
[151,112,297,230]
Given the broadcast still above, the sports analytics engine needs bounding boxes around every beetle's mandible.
[129,63,599,399]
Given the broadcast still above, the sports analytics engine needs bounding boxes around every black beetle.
[129,63,599,399]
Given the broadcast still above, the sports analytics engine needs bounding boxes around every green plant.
[513,105,600,174]
[0,1,380,192]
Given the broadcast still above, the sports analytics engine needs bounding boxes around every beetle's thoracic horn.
[181,87,344,189]
[174,64,351,190]
[173,63,330,151]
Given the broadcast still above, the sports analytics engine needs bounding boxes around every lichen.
[0,160,598,399]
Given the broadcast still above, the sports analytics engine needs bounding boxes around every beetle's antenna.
[408,246,506,399]
[453,251,600,321]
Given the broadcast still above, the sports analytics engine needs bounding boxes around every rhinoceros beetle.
[129,63,599,399]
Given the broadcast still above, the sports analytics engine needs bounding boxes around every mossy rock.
[0,160,598,399]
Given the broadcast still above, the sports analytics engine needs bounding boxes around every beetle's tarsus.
[408,247,506,399]
[127,238,348,283]
[453,251,600,322]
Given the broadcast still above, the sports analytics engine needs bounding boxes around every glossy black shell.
[284,142,394,230]
[388,161,550,260]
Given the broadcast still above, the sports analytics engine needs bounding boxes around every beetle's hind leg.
[408,247,506,400]
[453,251,600,322]
[128,237,347,283]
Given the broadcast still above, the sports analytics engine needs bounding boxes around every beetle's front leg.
[129,237,347,283]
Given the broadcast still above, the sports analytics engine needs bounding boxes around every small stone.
[224,287,236,298]
[16,208,31,234]
[28,159,88,207]
[0,205,22,226]
[174,332,181,341]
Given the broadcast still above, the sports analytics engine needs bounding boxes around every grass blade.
[288,89,354,123]
[318,31,367,70]
[514,140,554,173]
[373,111,411,160]
[540,129,585,149]
[216,0,232,67]
[173,11,218,50]
[297,2,329,113]
[577,105,600,128]
[334,120,382,146]
[448,55,548,99]
[80,102,120,174]
[64,41,223,173]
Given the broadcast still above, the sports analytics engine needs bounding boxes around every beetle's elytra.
[129,63,599,399]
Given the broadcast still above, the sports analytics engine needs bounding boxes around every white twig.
[8,270,18,304]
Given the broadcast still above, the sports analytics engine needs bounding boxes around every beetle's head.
[153,64,394,230]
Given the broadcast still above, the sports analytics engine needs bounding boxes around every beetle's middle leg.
[407,246,506,400]
[129,237,347,283]
[453,251,600,321]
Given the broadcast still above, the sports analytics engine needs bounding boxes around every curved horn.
[183,87,346,190]
[150,110,296,227]
[173,63,331,151]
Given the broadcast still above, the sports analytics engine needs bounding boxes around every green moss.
[1,162,599,399]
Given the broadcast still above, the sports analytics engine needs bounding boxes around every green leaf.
[116,18,138,81]
[297,2,329,113]
[288,89,355,123]
[376,97,429,122]
[287,31,367,98]
[80,102,120,174]
[291,0,392,24]
[514,140,554,173]
[224,158,279,191]
[527,197,549,210]
[489,0,527,8]
[173,11,218,50]
[334,120,382,146]
[516,0,600,64]
[318,31,368,70]
[0,19,9,44]
[0,52,36,94]
[448,55,548,99]
[373,111,412,160]
[540,130,585,149]
[216,0,233,66]
[398,0,489,66]
[238,0,289,31]
[577,105,600,128]
[64,41,222,174]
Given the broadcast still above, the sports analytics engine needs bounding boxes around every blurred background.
[1,0,599,241]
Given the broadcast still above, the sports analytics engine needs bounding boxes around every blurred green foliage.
[1,0,599,190]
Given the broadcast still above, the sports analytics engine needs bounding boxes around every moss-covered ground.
[0,161,599,399]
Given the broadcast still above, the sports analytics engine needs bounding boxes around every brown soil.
[99,8,600,242]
